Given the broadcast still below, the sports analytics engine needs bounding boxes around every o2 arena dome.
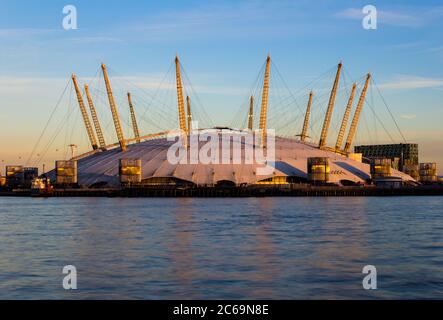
[60,129,414,188]
[43,56,416,188]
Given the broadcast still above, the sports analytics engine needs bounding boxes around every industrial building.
[354,143,419,171]
[355,143,421,180]
[0,166,39,190]
[419,163,438,183]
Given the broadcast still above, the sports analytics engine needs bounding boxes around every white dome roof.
[57,129,414,187]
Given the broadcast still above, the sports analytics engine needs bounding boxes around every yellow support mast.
[319,62,343,148]
[344,73,371,153]
[71,74,99,150]
[127,92,141,143]
[299,91,314,142]
[186,96,192,134]
[84,84,107,150]
[335,83,357,151]
[175,56,187,134]
[175,56,188,148]
[101,63,127,152]
[248,96,254,131]
[259,55,271,148]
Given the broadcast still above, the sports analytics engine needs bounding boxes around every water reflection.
[0,196,442,299]
[248,198,280,299]
[168,198,197,298]
[308,197,370,298]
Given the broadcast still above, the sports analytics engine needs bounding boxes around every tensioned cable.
[26,77,71,166]
[372,78,407,143]
[180,61,215,128]
[106,65,179,124]
[229,60,266,128]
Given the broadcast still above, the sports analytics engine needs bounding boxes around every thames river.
[0,196,442,299]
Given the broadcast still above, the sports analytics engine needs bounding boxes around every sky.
[0,0,442,173]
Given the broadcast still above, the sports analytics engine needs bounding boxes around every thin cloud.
[0,75,248,97]
[115,76,248,95]
[389,41,428,49]
[68,36,123,44]
[0,28,59,39]
[424,46,443,53]
[0,76,65,93]
[378,75,443,90]
[0,76,64,84]
[400,114,417,120]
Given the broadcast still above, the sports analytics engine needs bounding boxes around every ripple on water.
[0,196,442,299]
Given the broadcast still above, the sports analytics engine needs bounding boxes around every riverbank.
[2,185,443,197]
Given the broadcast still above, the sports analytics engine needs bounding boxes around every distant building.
[355,144,419,172]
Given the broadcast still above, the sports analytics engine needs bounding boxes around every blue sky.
[0,0,442,171]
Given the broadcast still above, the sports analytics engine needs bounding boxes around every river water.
[0,196,442,299]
